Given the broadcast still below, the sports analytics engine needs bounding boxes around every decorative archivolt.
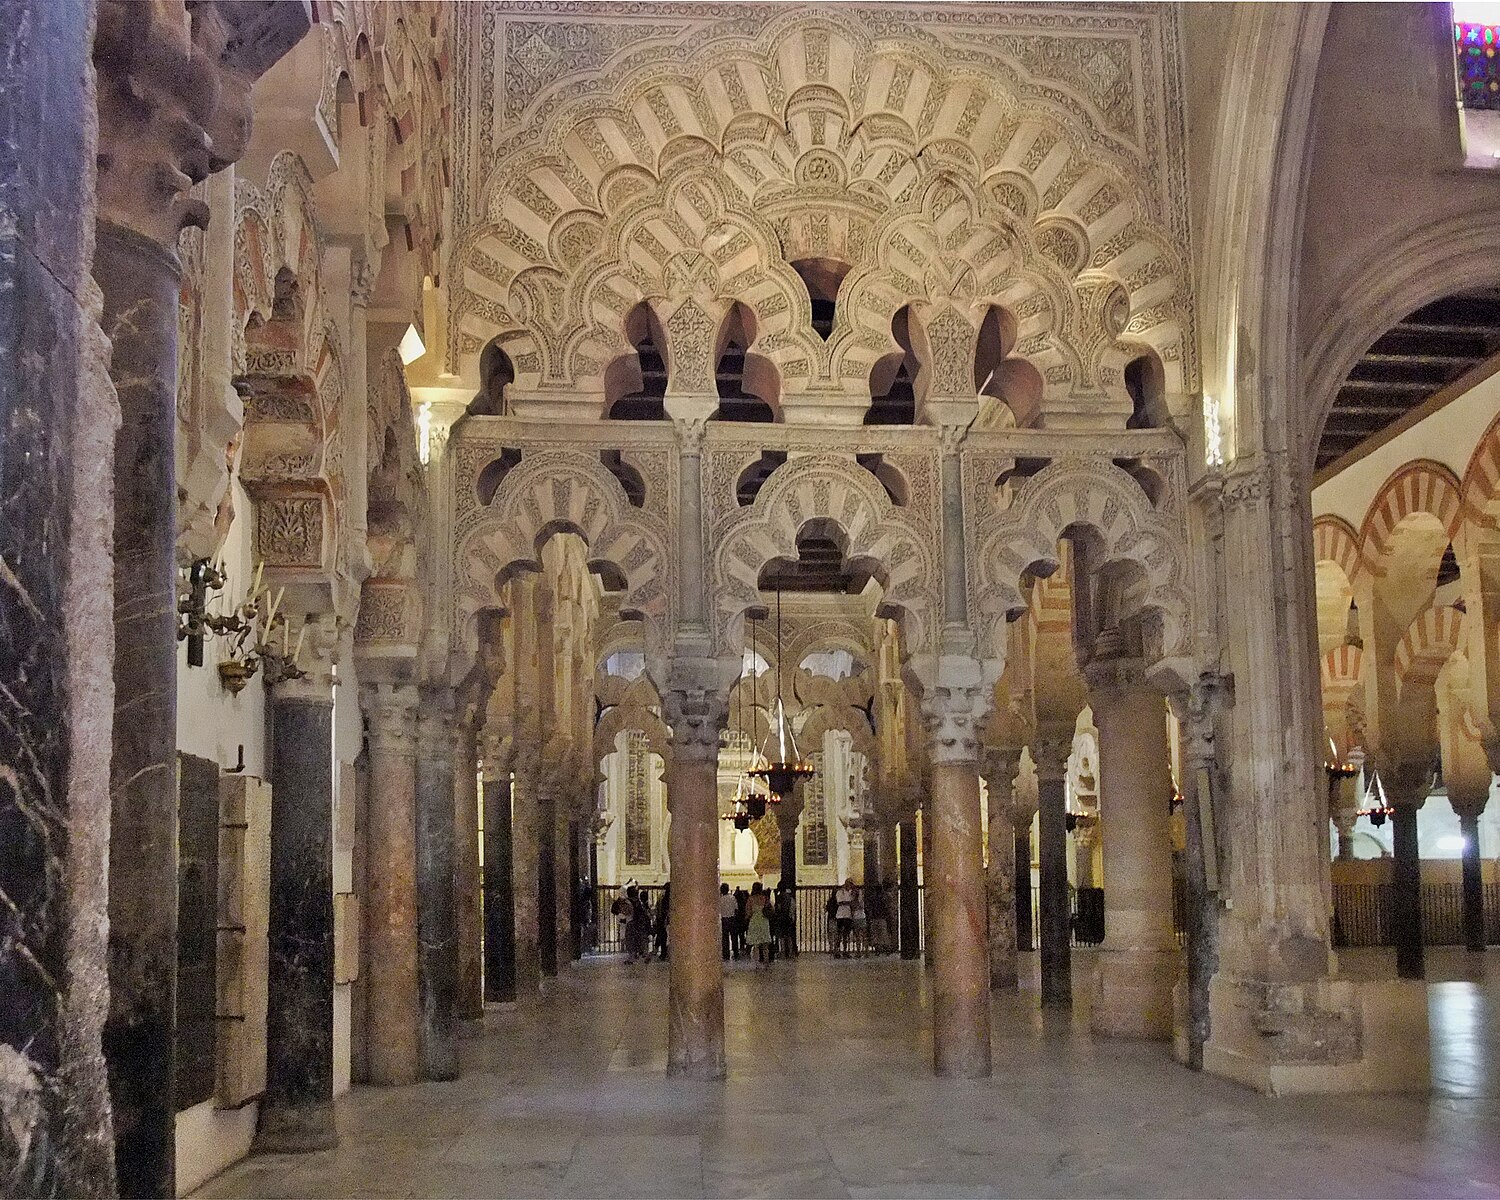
[969,458,1192,682]
[1393,604,1465,694]
[709,454,941,660]
[450,11,1194,417]
[594,673,670,775]
[1311,515,1363,587]
[1359,459,1462,571]
[453,450,676,670]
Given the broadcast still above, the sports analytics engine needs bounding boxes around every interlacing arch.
[1312,515,1363,588]
[449,11,1194,417]
[453,450,675,669]
[710,454,939,660]
[1393,605,1465,695]
[970,457,1190,675]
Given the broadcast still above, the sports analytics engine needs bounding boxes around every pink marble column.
[1089,674,1177,1039]
[360,685,421,1084]
[983,748,1022,991]
[664,690,725,1079]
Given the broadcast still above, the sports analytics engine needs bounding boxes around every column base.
[253,1102,338,1154]
[1202,973,1429,1094]
[1090,947,1176,1039]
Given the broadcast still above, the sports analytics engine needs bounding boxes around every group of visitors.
[719,882,798,967]
[823,878,895,957]
[611,882,669,964]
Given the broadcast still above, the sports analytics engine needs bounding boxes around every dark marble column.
[929,760,992,1077]
[1451,793,1488,953]
[1391,801,1425,980]
[454,725,484,1018]
[1034,739,1072,1007]
[416,691,458,1080]
[550,799,574,974]
[898,819,921,959]
[777,789,804,889]
[1014,828,1034,953]
[569,819,583,961]
[98,220,182,1199]
[255,643,338,1153]
[537,788,558,978]
[511,756,541,997]
[481,759,516,1003]
[0,2,117,1192]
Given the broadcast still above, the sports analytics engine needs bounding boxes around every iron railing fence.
[1331,881,1500,948]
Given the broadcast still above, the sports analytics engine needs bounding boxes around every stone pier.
[416,690,459,1080]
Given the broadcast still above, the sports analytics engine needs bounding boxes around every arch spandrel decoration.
[709,453,942,660]
[453,449,677,670]
[449,9,1196,419]
[968,457,1193,685]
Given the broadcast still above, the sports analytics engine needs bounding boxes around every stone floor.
[198,949,1500,1199]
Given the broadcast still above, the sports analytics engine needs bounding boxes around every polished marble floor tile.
[196,950,1500,1199]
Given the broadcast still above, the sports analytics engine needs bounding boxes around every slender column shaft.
[569,820,583,960]
[1036,762,1071,1007]
[930,763,991,1076]
[511,764,541,996]
[550,798,573,974]
[537,789,558,977]
[987,814,1017,990]
[922,807,935,968]
[1014,829,1034,953]
[666,748,725,1078]
[361,686,420,1085]
[255,675,338,1152]
[416,698,458,1080]
[898,820,921,958]
[1089,682,1177,1038]
[454,726,483,1019]
[481,772,516,1002]
[1460,811,1485,953]
[99,224,181,1198]
[1391,803,1424,980]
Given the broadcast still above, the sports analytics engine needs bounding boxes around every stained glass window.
[625,731,651,865]
[1456,20,1500,111]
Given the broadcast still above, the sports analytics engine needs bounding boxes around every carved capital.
[94,0,308,247]
[921,678,992,767]
[362,683,419,755]
[417,686,457,760]
[1168,671,1232,769]
[1030,733,1072,782]
[271,613,340,702]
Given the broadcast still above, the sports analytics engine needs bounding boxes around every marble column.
[537,786,558,978]
[1013,825,1034,953]
[255,632,339,1153]
[548,793,574,975]
[455,725,484,1019]
[664,690,726,1080]
[480,743,516,1003]
[1451,791,1489,953]
[929,759,992,1075]
[898,819,921,959]
[1088,675,1177,1039]
[360,684,420,1085]
[0,2,117,1191]
[921,803,936,968]
[98,214,183,1200]
[778,787,805,889]
[416,690,458,1080]
[983,749,1021,990]
[1034,737,1072,1007]
[511,754,542,997]
[1381,762,1428,981]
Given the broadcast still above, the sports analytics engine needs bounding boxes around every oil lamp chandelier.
[722,609,769,828]
[747,588,814,803]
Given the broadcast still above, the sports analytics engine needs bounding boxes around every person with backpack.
[774,885,797,959]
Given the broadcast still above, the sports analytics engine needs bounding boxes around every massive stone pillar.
[454,723,484,1019]
[480,738,516,1002]
[982,749,1022,990]
[510,751,542,997]
[0,2,117,1192]
[360,684,420,1085]
[924,675,993,1078]
[664,685,726,1080]
[255,624,339,1153]
[1088,672,1177,1038]
[416,690,459,1080]
[1033,736,1072,1007]
[1451,788,1489,953]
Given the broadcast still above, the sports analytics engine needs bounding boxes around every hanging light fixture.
[748,587,814,801]
[723,627,760,829]
[1357,767,1395,827]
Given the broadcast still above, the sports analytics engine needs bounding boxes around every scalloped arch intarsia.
[710,454,940,659]
[970,458,1192,675]
[449,9,1195,418]
[453,450,677,667]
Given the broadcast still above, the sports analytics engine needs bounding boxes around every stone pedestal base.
[1090,948,1177,1039]
[1202,973,1429,1094]
[252,1102,338,1154]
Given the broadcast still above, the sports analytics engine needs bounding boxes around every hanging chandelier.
[747,587,814,801]
[1357,768,1394,827]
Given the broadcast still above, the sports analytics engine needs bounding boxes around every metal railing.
[1331,881,1500,948]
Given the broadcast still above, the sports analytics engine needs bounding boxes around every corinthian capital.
[921,664,992,767]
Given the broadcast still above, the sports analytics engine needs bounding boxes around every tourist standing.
[654,882,670,960]
[775,885,798,959]
[833,878,856,958]
[719,882,738,960]
[733,885,750,959]
[746,882,773,968]
[867,882,892,954]
[624,886,652,964]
